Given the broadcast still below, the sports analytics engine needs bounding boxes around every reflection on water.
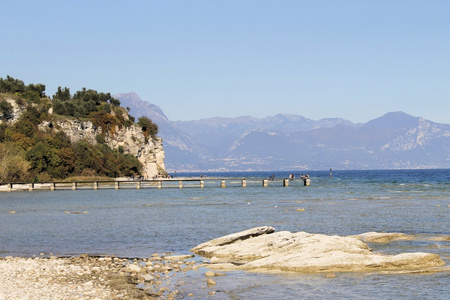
[0,169,449,299]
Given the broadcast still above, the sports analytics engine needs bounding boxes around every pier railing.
[0,177,311,192]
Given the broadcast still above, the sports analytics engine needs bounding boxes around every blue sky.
[1,0,449,124]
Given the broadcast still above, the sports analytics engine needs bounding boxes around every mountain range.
[115,92,450,172]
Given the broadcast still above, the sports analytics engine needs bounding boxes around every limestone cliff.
[2,96,165,179]
[42,119,166,179]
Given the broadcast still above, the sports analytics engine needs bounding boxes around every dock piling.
[2,177,313,192]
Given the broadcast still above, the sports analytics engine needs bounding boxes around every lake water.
[1,169,449,299]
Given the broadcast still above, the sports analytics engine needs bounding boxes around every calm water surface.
[1,170,449,299]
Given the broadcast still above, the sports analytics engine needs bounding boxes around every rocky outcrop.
[0,97,24,124]
[1,96,165,179]
[40,118,165,179]
[191,227,445,273]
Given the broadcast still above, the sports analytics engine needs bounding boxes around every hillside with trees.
[0,75,159,182]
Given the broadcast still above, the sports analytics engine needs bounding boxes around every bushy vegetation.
[0,75,159,182]
[138,116,159,142]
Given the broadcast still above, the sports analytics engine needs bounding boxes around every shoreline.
[0,254,202,300]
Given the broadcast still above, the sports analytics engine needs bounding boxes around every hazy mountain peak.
[363,111,419,129]
[113,92,168,122]
[114,92,141,103]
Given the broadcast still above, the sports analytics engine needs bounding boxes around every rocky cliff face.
[2,96,165,179]
[45,119,165,179]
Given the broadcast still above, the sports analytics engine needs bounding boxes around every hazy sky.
[1,0,449,124]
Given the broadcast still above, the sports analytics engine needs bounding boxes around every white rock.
[162,254,194,261]
[142,274,155,282]
[126,264,141,273]
[191,227,445,273]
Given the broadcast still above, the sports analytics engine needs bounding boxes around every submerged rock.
[191,227,445,273]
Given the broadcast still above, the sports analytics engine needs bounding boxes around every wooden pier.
[0,177,311,192]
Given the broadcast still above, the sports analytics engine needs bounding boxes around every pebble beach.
[0,254,203,300]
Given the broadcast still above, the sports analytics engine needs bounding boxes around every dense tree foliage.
[138,116,159,142]
[0,75,46,103]
[0,76,153,182]
[0,142,30,182]
[52,86,122,119]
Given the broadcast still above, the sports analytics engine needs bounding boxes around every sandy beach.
[0,254,200,300]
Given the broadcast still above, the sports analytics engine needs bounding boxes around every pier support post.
[158,181,162,189]
[115,181,119,190]
[179,181,183,188]
[262,179,268,187]
[200,180,204,188]
[29,183,34,191]
[304,178,311,186]
[51,182,55,191]
[72,182,77,190]
[283,179,289,187]
[94,182,98,190]
[136,181,141,189]
[220,180,226,188]
[241,179,247,187]
[8,183,13,192]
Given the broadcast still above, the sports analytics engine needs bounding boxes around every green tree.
[138,116,158,141]
[53,86,71,101]
[72,141,96,174]
[26,83,46,98]
[0,142,30,182]
[0,100,14,121]
[22,90,41,104]
[26,142,51,174]
[0,75,25,93]
[13,106,42,137]
[52,99,66,115]
[109,97,121,107]
[119,154,142,176]
[51,147,75,178]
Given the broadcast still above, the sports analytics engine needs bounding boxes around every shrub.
[0,100,13,121]
[0,142,30,182]
[137,116,158,142]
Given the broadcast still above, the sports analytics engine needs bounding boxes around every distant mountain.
[114,93,208,170]
[173,115,355,155]
[115,93,450,171]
